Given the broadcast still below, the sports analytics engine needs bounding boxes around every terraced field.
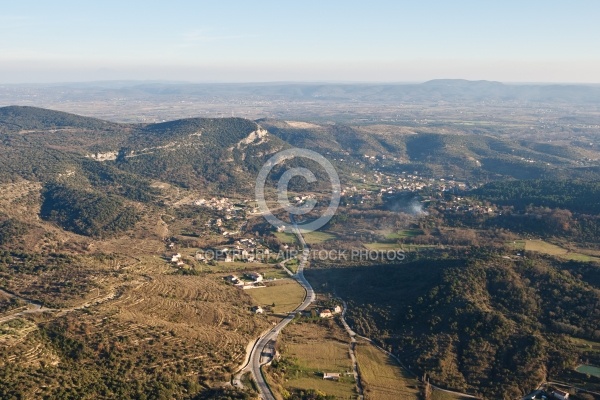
[0,264,271,397]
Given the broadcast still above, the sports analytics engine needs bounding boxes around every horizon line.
[2,79,600,86]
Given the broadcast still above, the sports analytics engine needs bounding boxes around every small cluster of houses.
[194,197,237,211]
[195,197,247,236]
[205,217,241,237]
[167,252,185,267]
[292,195,315,207]
[224,272,264,289]
[434,197,497,216]
[340,173,469,203]
[316,305,342,319]
[196,238,271,263]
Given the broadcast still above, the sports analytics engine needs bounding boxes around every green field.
[246,279,305,314]
[275,232,298,245]
[302,231,337,244]
[364,242,435,251]
[355,341,420,400]
[276,230,336,245]
[384,229,424,240]
[570,337,600,353]
[284,259,299,274]
[516,240,600,262]
[261,268,291,280]
[576,364,600,378]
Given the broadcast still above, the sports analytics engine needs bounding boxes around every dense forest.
[472,180,600,214]
[0,217,28,246]
[445,180,600,242]
[40,183,139,238]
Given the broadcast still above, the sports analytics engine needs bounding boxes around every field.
[275,230,337,245]
[514,239,600,262]
[355,341,420,400]
[284,259,299,274]
[363,242,436,251]
[384,229,424,240]
[271,321,357,399]
[275,232,298,245]
[246,279,306,314]
[302,231,338,244]
[569,337,600,353]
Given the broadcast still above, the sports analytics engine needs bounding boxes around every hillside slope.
[305,255,600,399]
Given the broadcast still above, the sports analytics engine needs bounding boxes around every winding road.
[236,215,315,400]
[0,288,48,323]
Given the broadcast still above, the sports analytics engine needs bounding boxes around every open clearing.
[518,240,600,262]
[384,229,424,240]
[363,242,435,251]
[276,230,337,245]
[275,232,298,245]
[355,341,420,400]
[302,231,338,244]
[569,336,600,353]
[246,279,305,314]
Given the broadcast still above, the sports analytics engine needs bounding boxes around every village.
[340,170,471,204]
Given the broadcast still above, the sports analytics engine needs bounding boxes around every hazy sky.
[1,1,599,83]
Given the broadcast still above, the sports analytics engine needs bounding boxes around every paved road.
[239,215,315,399]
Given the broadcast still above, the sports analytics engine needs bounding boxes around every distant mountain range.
[3,79,600,105]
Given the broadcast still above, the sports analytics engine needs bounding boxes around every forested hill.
[306,254,600,399]
[471,180,600,214]
[2,105,600,222]
[0,105,117,132]
[0,106,291,236]
[0,106,289,192]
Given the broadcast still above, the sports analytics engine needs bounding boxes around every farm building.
[552,389,569,400]
[323,372,340,380]
[244,272,263,282]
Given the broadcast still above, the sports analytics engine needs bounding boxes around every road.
[0,286,119,324]
[237,215,315,399]
[337,299,364,399]
[0,288,48,323]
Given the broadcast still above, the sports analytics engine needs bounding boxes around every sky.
[1,0,600,83]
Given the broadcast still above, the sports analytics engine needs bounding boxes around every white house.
[323,372,340,380]
[552,389,569,400]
